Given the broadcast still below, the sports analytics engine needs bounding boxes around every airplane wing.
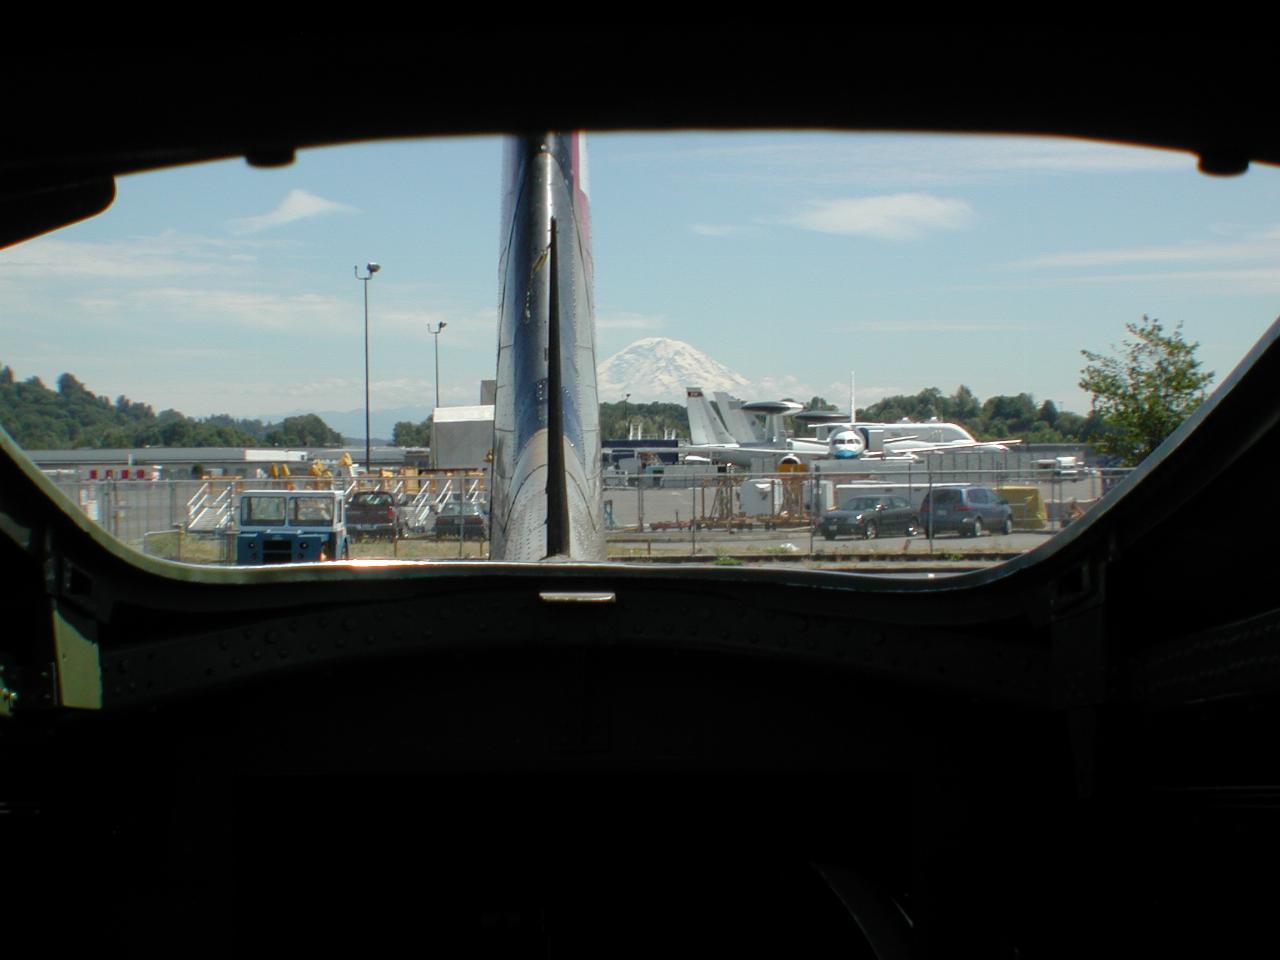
[707,436,1026,464]
[880,437,1025,455]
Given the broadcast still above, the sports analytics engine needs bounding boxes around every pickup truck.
[347,490,407,540]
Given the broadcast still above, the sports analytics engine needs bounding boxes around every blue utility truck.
[235,490,349,564]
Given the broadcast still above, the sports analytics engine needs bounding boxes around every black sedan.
[432,501,487,540]
[820,495,919,540]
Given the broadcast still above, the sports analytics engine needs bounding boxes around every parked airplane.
[713,390,766,444]
[684,389,828,465]
[821,424,1023,460]
[685,387,1020,464]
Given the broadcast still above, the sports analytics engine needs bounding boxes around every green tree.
[950,385,981,422]
[264,414,343,447]
[392,419,432,447]
[599,401,688,439]
[1079,315,1213,465]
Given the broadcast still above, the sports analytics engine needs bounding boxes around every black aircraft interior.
[3,35,1279,958]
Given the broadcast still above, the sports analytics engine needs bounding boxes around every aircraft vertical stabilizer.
[685,387,736,446]
[489,134,603,561]
[714,391,766,443]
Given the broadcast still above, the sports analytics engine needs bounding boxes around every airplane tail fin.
[686,387,735,445]
[714,391,764,444]
[490,134,602,561]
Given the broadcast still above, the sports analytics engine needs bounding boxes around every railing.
[433,479,455,511]
[409,483,436,530]
[186,481,210,517]
[187,483,233,533]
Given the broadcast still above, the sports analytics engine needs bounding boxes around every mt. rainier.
[597,338,752,404]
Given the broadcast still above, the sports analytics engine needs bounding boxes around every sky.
[3,131,1279,432]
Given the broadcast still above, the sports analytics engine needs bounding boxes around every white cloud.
[966,137,1191,174]
[749,374,821,401]
[625,134,1190,187]
[826,321,1030,333]
[131,287,351,332]
[1,233,241,280]
[228,189,357,234]
[1011,239,1280,270]
[1020,267,1280,293]
[784,194,974,240]
[267,376,434,407]
[598,311,665,330]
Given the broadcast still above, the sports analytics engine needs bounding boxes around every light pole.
[355,262,380,475]
[623,393,631,439]
[428,320,447,411]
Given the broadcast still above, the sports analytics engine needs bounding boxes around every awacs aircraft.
[685,389,829,463]
[686,387,1020,464]
[4,35,1280,958]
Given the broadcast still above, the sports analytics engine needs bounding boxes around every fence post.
[691,481,697,557]
[109,481,119,540]
[926,462,934,554]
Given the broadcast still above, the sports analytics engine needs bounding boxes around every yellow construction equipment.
[1000,485,1047,530]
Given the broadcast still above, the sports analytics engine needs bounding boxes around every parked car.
[433,501,487,540]
[918,485,1013,537]
[347,490,406,540]
[820,495,919,540]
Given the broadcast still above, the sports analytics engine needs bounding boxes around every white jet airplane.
[685,387,1021,466]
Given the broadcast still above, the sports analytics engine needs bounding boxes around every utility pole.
[429,320,448,411]
[354,263,380,475]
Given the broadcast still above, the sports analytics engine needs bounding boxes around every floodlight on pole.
[355,263,380,476]
[428,320,448,411]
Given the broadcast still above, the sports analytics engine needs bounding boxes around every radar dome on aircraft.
[793,410,849,427]
[741,399,804,416]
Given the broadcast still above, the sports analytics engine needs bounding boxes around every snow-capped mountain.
[597,337,753,404]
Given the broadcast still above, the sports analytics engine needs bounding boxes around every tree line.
[852,387,1106,446]
[0,367,344,449]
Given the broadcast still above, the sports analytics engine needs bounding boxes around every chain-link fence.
[47,461,1131,566]
[47,473,493,564]
[601,461,1129,560]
